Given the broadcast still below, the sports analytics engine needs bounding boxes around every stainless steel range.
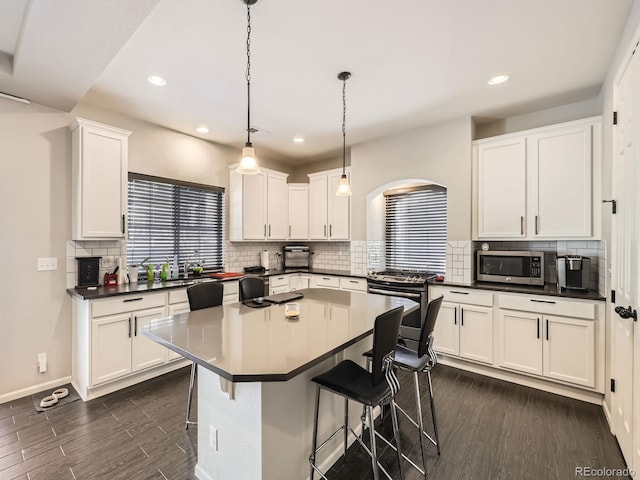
[367,270,438,350]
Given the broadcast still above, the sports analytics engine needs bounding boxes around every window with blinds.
[127,173,225,271]
[385,185,447,273]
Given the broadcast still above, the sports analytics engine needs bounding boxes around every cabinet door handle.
[537,318,540,339]
[123,297,143,303]
[349,280,358,283]
[450,290,469,295]
[520,216,524,235]
[530,299,556,304]
[535,215,539,235]
[289,225,291,237]
[329,224,332,237]
[324,225,327,237]
[128,317,132,338]
[122,214,126,234]
[461,307,464,326]
[264,224,267,236]
[546,319,549,340]
[134,316,138,336]
[454,308,457,325]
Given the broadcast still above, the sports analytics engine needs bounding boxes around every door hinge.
[610,378,616,393]
[613,111,618,125]
[602,199,617,214]
[611,290,616,303]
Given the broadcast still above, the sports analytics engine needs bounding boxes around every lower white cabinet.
[289,274,310,291]
[88,292,169,387]
[223,280,240,304]
[310,275,341,289]
[496,294,597,388]
[270,274,290,295]
[430,286,494,365]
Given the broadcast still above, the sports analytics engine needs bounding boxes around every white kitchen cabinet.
[90,312,133,385]
[311,275,341,289]
[223,280,240,305]
[528,123,593,238]
[308,168,350,240]
[131,307,168,372]
[289,274,310,291]
[496,293,597,388]
[430,286,494,365]
[288,184,309,239]
[474,116,601,240]
[476,137,527,238]
[339,277,367,292]
[71,117,131,240]
[269,274,290,295]
[229,167,289,241]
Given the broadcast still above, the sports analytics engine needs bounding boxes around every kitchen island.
[141,288,418,480]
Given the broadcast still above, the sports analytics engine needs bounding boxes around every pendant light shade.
[238,144,259,174]
[237,0,261,175]
[336,71,352,196]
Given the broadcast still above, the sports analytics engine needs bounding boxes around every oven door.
[367,281,424,348]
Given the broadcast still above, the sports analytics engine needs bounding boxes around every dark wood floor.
[0,365,627,479]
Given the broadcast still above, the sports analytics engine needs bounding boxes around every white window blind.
[127,173,224,270]
[385,185,447,273]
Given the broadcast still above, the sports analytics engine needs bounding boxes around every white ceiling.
[0,0,633,164]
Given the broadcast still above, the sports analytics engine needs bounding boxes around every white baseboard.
[602,399,615,434]
[194,464,214,480]
[0,376,72,404]
[437,357,604,404]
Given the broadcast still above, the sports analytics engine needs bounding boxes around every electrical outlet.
[209,425,218,451]
[37,258,58,271]
[37,352,47,373]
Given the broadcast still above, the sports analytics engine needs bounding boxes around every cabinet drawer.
[92,292,165,318]
[497,294,595,320]
[168,289,188,305]
[270,275,290,288]
[223,280,239,295]
[339,277,367,292]
[430,286,493,307]
[314,275,341,288]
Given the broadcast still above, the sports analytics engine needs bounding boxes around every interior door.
[612,42,639,470]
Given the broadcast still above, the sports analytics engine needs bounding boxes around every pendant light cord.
[342,76,347,175]
[246,1,252,146]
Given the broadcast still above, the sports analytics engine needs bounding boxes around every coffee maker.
[556,255,591,291]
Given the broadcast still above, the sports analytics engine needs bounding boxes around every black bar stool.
[239,276,265,301]
[309,306,405,480]
[364,294,444,478]
[185,282,224,429]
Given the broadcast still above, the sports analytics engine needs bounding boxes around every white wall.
[350,116,473,241]
[0,100,250,399]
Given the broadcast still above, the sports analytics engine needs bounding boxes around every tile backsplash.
[66,240,127,288]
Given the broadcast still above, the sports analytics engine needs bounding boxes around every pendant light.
[336,71,352,196]
[237,0,260,175]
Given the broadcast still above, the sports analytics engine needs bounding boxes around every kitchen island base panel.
[195,339,373,480]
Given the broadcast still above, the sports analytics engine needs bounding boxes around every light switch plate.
[37,257,58,271]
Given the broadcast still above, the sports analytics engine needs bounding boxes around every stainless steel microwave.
[476,251,545,286]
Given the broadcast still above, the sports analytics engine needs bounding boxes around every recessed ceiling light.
[147,75,167,86]
[293,136,305,144]
[196,126,210,134]
[488,74,510,86]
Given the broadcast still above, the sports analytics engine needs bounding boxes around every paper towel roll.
[261,250,269,270]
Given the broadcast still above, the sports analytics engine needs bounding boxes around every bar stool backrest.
[417,295,444,358]
[239,277,265,301]
[371,306,404,386]
[187,282,224,310]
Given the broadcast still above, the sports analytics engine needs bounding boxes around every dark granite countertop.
[67,268,365,300]
[430,280,606,301]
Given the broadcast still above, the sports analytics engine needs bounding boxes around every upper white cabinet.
[229,167,289,241]
[288,184,309,239]
[473,116,601,240]
[71,118,131,240]
[308,168,350,241]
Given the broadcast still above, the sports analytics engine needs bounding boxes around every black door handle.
[615,305,638,321]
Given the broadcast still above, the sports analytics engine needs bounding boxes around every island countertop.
[141,288,418,383]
